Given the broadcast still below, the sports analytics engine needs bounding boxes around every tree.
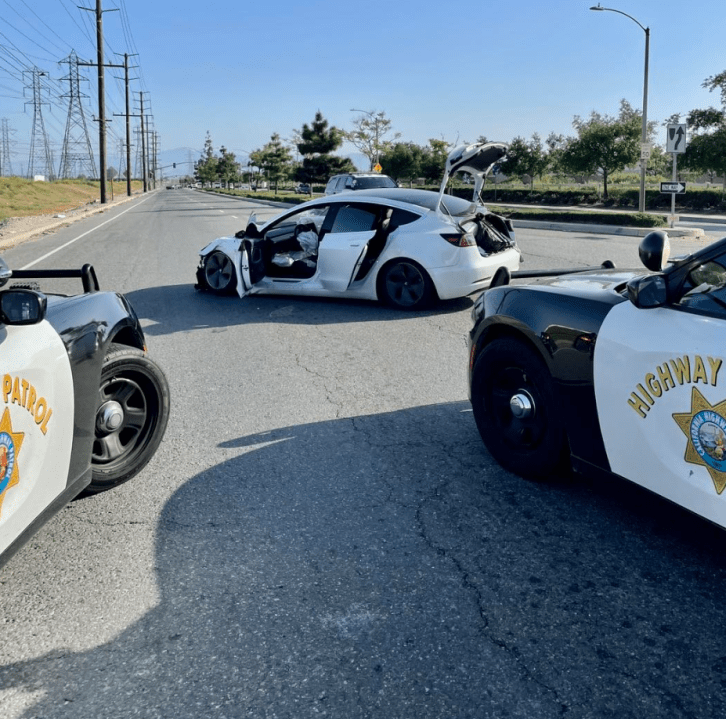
[419,139,450,183]
[378,142,426,183]
[346,110,401,170]
[195,132,218,185]
[678,72,726,189]
[559,101,642,199]
[294,111,355,186]
[498,134,549,190]
[250,133,293,194]
[217,146,240,187]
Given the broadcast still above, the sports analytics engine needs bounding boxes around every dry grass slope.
[0,177,142,221]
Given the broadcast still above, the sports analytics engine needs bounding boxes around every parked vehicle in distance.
[196,142,520,310]
[325,173,398,195]
[295,183,312,194]
[0,259,170,568]
[468,229,726,530]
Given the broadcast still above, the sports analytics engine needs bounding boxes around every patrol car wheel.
[471,338,568,479]
[378,260,435,310]
[89,344,170,492]
[203,251,235,294]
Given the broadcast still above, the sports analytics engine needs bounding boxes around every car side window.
[388,208,420,230]
[329,205,378,233]
[677,259,726,317]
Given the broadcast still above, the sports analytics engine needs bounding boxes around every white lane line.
[21,195,153,270]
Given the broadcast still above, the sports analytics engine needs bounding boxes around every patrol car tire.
[471,338,568,479]
[202,251,236,294]
[89,343,170,492]
[378,260,435,310]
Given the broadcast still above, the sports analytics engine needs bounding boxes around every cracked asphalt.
[0,190,724,718]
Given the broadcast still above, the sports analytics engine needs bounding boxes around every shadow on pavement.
[1,402,725,717]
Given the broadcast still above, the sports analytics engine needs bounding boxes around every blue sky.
[1,0,724,173]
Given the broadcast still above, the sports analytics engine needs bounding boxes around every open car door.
[239,238,266,295]
[316,204,381,292]
[317,229,376,292]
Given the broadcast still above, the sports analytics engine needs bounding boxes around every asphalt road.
[0,190,725,718]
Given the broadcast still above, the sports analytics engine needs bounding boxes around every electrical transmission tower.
[24,68,54,180]
[0,119,15,176]
[58,51,97,179]
[118,137,126,181]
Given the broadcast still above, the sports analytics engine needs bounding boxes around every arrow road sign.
[660,182,686,194]
[667,123,687,153]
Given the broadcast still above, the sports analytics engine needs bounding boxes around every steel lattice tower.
[118,137,126,182]
[58,51,97,179]
[24,68,54,181]
[0,119,14,176]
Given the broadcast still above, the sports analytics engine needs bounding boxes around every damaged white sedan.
[195,142,521,310]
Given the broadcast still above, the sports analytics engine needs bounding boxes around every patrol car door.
[593,270,726,528]
[0,299,75,559]
[317,204,378,292]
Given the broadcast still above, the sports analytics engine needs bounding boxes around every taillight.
[441,233,476,247]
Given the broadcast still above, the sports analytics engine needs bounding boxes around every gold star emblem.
[673,387,726,494]
[0,407,24,518]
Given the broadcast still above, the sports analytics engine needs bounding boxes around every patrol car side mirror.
[627,274,667,309]
[0,289,47,325]
[0,258,11,288]
[639,230,671,272]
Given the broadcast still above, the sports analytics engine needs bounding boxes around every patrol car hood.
[526,268,645,298]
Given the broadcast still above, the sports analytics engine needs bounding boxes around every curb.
[511,219,704,238]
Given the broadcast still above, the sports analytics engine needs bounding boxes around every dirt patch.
[0,191,145,252]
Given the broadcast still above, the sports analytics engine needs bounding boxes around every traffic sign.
[667,123,687,153]
[373,163,382,173]
[660,182,686,194]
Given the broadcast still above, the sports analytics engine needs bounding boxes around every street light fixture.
[590,4,650,213]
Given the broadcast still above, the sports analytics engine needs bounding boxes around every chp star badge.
[673,387,726,494]
[0,407,24,518]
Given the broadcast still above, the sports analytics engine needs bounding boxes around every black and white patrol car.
[468,230,726,530]
[0,259,169,568]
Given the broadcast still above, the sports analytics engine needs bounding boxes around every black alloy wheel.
[379,260,434,310]
[471,337,568,479]
[89,344,170,492]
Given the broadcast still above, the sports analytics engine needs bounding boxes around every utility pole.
[112,53,136,196]
[139,93,148,192]
[79,0,119,203]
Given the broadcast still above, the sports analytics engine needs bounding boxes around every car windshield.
[352,176,397,190]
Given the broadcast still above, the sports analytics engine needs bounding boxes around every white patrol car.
[0,259,169,568]
[468,230,726,531]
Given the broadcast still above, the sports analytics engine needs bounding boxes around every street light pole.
[590,4,650,213]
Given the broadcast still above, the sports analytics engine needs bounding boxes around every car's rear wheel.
[471,338,568,479]
[203,251,235,293]
[89,344,170,492]
[378,260,434,310]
